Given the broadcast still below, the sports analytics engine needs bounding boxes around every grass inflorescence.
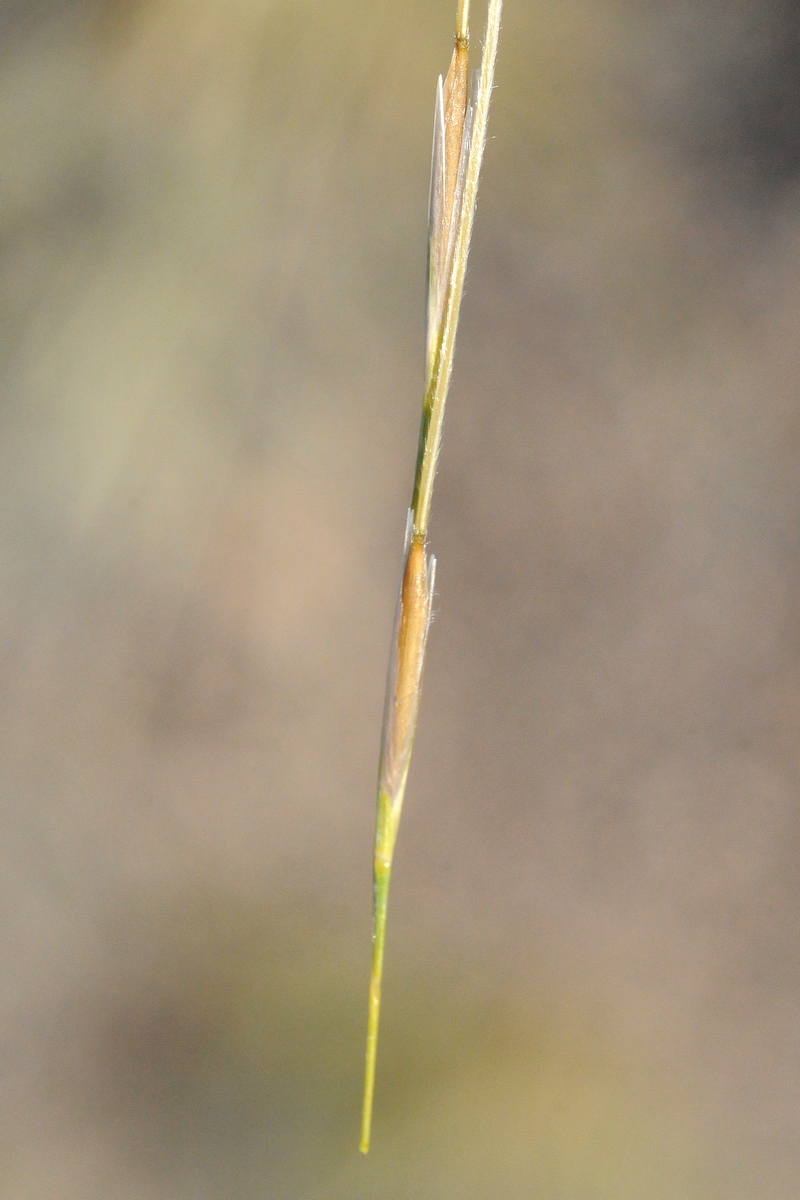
[360,0,503,1155]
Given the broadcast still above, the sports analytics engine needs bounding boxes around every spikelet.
[377,514,436,817]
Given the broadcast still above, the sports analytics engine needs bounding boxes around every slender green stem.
[360,794,394,1153]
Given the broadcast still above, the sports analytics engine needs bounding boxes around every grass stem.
[360,0,502,1153]
[456,0,471,43]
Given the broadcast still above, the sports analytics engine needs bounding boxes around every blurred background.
[1,0,799,1195]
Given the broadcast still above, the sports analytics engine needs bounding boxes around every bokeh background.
[1,0,800,1195]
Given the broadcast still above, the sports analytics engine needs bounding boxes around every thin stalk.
[456,0,471,44]
[360,0,502,1154]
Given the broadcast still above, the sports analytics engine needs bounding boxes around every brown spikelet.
[379,533,431,802]
[394,538,429,736]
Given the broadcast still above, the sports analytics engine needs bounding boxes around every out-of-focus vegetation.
[1,1,800,1196]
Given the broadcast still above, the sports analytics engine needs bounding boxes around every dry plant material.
[360,0,503,1154]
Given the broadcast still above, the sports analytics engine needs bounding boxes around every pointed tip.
[360,1072,375,1154]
